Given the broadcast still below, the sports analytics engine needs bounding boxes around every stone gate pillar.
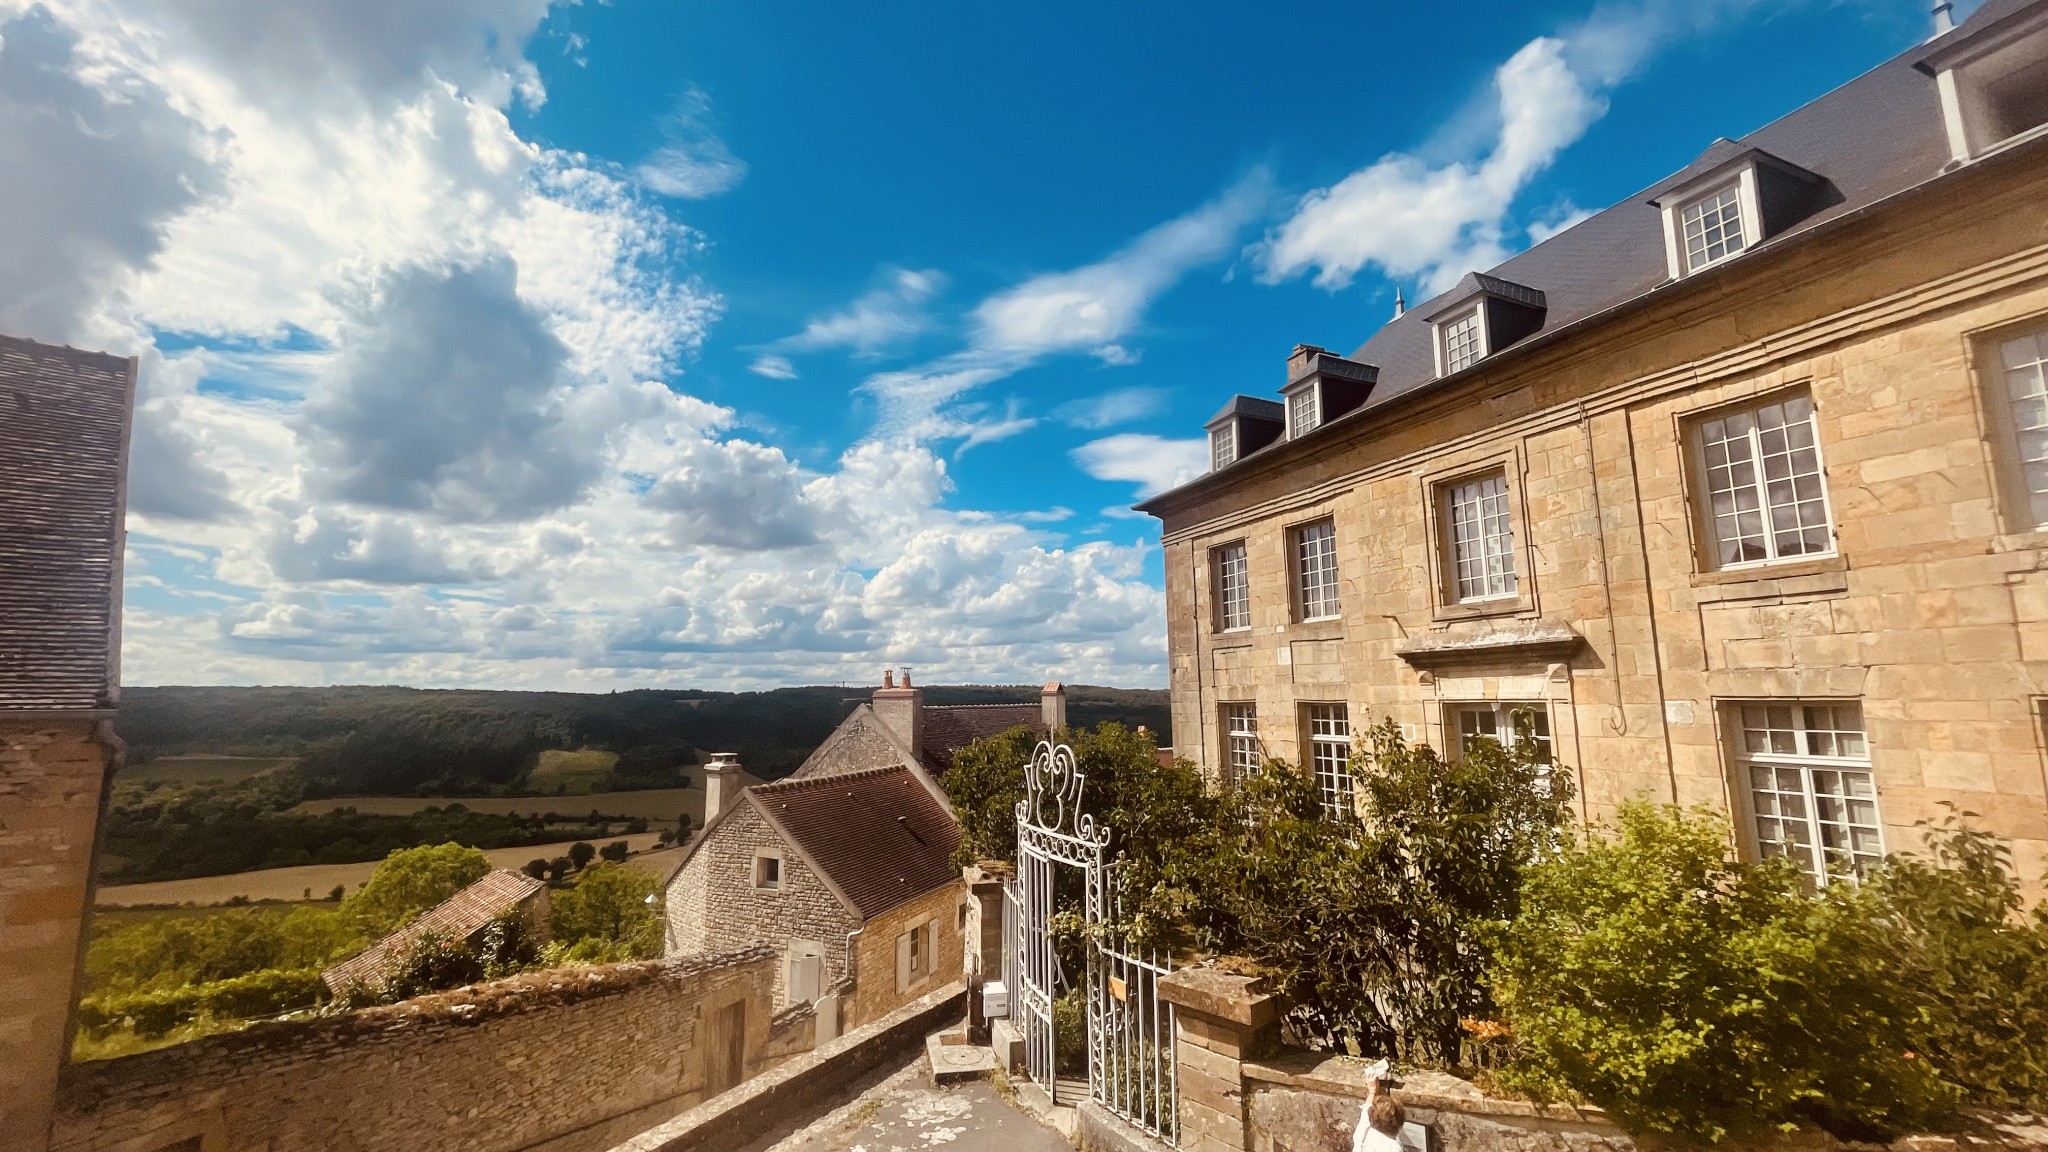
[1156,966,1278,1152]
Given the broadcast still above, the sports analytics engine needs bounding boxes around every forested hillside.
[116,684,1171,797]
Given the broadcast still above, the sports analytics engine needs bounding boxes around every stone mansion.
[1138,0,2048,888]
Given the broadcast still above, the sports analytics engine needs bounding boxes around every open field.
[120,756,295,785]
[288,786,704,826]
[95,832,671,907]
[529,748,620,793]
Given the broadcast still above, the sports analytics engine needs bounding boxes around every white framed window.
[1679,182,1747,272]
[1294,519,1341,621]
[1304,703,1354,820]
[1694,395,1833,569]
[1440,307,1485,374]
[1735,701,1882,883]
[1998,327,2048,529]
[1210,424,1236,471]
[1222,703,1259,786]
[752,852,783,890]
[1214,542,1250,632]
[1443,473,1517,603]
[1448,702,1552,764]
[1289,388,1320,438]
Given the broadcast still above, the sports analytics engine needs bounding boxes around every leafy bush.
[549,862,665,961]
[1490,802,1956,1142]
[86,904,364,998]
[77,967,329,1038]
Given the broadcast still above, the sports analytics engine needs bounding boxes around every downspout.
[840,925,863,992]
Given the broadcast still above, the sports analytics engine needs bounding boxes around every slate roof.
[750,765,962,919]
[322,869,547,994]
[1139,8,2024,512]
[0,335,136,711]
[918,703,1046,775]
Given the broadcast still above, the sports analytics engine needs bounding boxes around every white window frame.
[1288,386,1320,439]
[1222,703,1259,786]
[1691,394,1835,571]
[1658,168,1765,279]
[1293,518,1341,622]
[1436,305,1486,376]
[1996,325,2048,530]
[1303,703,1354,821]
[1210,423,1236,471]
[1446,702,1552,764]
[1677,182,1749,273]
[1732,700,1883,884]
[1441,472,1518,604]
[751,851,783,891]
[895,917,939,992]
[1213,541,1250,632]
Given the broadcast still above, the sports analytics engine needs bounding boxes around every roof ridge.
[752,763,911,793]
[924,702,1041,710]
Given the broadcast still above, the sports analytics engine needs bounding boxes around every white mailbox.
[981,979,1009,1018]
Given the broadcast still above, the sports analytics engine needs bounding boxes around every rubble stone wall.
[791,711,909,780]
[664,803,855,1001]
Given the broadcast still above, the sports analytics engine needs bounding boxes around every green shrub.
[78,967,328,1038]
[1489,802,1955,1142]
[550,862,664,960]
[342,843,491,935]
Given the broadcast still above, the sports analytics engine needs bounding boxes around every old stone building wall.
[846,880,965,1031]
[1158,152,2048,887]
[50,947,788,1152]
[664,804,856,1000]
[790,709,911,780]
[1,719,115,1152]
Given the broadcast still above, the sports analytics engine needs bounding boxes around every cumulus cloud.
[1071,434,1208,499]
[636,87,747,199]
[643,438,822,551]
[267,508,484,585]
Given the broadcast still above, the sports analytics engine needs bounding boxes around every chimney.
[872,669,923,760]
[1287,344,1326,382]
[1041,682,1067,733]
[703,752,744,822]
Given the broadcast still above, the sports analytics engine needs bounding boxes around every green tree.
[568,841,596,870]
[550,862,664,961]
[598,840,629,863]
[522,858,549,881]
[342,843,491,935]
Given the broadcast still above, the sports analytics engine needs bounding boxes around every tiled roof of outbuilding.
[918,703,1046,775]
[322,869,546,994]
[0,335,135,711]
[750,765,962,919]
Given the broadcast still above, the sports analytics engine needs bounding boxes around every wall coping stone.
[1157,967,1277,1029]
[1243,1052,1619,1127]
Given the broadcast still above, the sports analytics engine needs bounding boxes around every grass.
[119,756,295,785]
[528,748,620,794]
[288,786,699,825]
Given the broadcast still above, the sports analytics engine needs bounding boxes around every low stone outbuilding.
[321,869,551,996]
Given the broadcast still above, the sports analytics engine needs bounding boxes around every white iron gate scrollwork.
[1003,740,1177,1144]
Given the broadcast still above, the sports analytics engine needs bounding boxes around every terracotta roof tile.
[918,704,1044,775]
[322,869,546,993]
[751,765,960,919]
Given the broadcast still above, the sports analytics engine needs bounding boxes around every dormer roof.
[1204,395,1285,430]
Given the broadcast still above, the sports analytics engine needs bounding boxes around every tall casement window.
[1293,519,1341,621]
[1210,422,1236,471]
[1440,307,1485,374]
[1289,388,1319,439]
[1443,473,1517,602]
[1679,183,1747,272]
[1304,703,1354,820]
[1222,703,1259,786]
[1213,542,1250,632]
[1735,701,1882,883]
[1694,395,1833,569]
[1997,327,2048,528]
[1447,702,1551,764]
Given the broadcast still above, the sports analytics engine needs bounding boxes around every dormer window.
[1679,182,1747,272]
[1422,275,1546,379]
[1288,389,1319,438]
[1279,344,1378,439]
[1211,423,1236,470]
[1204,396,1285,472]
[1918,2,2048,165]
[1651,147,1827,280]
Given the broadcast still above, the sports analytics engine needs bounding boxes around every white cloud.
[1527,203,1596,244]
[1072,434,1207,500]
[748,353,798,379]
[635,86,747,200]
[1053,387,1168,430]
[778,267,943,357]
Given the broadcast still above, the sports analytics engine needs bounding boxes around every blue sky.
[0,0,1955,689]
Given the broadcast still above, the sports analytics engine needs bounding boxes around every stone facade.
[2,720,117,1152]
[1149,139,2048,889]
[792,709,915,781]
[49,947,791,1152]
[845,880,966,1031]
[665,803,856,1000]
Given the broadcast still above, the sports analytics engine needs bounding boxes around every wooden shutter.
[924,917,938,976]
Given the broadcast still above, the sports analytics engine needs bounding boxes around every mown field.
[287,785,703,826]
[95,833,672,906]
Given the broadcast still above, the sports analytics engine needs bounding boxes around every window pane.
[1290,388,1319,438]
[1682,184,1746,271]
[1445,473,1517,601]
[1215,543,1250,631]
[1295,519,1341,620]
[1697,396,1832,568]
[1737,699,1879,884]
[1211,425,1234,471]
[1306,703,1353,820]
[2004,331,2048,529]
[1224,703,1259,786]
[1442,309,1484,373]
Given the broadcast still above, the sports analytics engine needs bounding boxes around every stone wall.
[664,803,857,1000]
[790,709,911,781]
[50,946,790,1152]
[847,881,966,1031]
[1154,146,2048,888]
[1,718,115,1152]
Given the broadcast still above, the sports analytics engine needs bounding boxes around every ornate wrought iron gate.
[1005,740,1177,1143]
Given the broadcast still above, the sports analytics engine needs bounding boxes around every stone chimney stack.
[1041,681,1067,733]
[1287,343,1326,381]
[872,669,923,761]
[703,752,744,823]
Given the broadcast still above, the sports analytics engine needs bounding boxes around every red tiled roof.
[322,869,546,993]
[918,704,1044,775]
[751,765,961,919]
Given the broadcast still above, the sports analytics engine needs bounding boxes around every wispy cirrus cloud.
[636,86,747,199]
[779,267,943,356]
[1052,386,1168,431]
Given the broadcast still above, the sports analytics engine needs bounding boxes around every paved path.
[758,1060,1070,1152]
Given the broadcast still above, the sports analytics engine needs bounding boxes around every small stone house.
[321,870,551,996]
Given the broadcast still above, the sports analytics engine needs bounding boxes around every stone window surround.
[1970,312,2048,537]
[1418,448,1539,624]
[1210,538,1252,634]
[1717,697,1884,884]
[750,849,785,892]
[1673,382,1840,578]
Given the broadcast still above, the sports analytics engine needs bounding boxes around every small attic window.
[1288,388,1319,438]
[1211,423,1236,470]
[1679,183,1747,272]
[1422,275,1546,380]
[1920,5,2048,164]
[1440,308,1485,374]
